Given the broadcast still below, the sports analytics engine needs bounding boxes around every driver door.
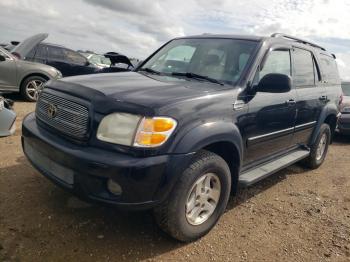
[0,49,17,91]
[242,49,297,166]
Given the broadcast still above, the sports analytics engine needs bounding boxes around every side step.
[238,149,310,187]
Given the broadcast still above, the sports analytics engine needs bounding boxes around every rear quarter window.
[319,54,340,84]
[47,46,65,60]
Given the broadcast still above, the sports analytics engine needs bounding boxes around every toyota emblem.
[47,104,58,118]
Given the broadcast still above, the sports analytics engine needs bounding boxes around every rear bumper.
[22,113,194,210]
[337,113,350,134]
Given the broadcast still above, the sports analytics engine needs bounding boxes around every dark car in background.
[12,34,100,77]
[12,34,136,77]
[27,42,101,77]
[337,81,350,134]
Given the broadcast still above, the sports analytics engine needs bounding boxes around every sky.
[0,0,349,79]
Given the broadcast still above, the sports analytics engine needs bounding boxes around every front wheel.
[302,123,331,169]
[20,76,47,102]
[153,150,231,242]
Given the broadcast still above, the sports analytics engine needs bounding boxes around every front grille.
[36,91,89,139]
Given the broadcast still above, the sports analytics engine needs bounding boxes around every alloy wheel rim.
[185,173,221,226]
[26,80,44,101]
[316,133,327,161]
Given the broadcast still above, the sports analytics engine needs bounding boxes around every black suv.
[22,33,342,242]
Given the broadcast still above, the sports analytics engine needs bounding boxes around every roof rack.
[271,33,326,51]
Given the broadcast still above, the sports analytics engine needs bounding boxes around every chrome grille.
[36,91,89,139]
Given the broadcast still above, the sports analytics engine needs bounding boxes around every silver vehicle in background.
[81,52,111,68]
[0,46,61,101]
[337,82,350,135]
[0,96,16,137]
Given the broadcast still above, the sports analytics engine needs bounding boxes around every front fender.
[171,121,243,161]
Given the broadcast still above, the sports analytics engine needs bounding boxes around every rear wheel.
[153,150,231,242]
[20,76,47,102]
[302,123,331,169]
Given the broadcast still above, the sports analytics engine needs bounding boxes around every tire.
[20,76,47,102]
[302,123,331,169]
[154,150,231,242]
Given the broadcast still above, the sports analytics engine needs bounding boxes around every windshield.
[342,82,350,96]
[140,38,258,85]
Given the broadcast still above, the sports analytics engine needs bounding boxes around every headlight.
[97,113,141,145]
[96,113,177,147]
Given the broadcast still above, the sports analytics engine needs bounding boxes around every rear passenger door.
[292,47,326,145]
[46,46,70,77]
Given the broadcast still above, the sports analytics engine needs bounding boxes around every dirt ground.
[0,99,349,262]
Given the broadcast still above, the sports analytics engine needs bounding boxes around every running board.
[239,149,310,187]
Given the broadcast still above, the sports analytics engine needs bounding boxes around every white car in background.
[80,52,111,68]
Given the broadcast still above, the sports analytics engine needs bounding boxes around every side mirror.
[0,55,6,62]
[258,73,292,93]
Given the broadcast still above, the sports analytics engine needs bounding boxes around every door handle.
[319,95,328,102]
[285,99,296,105]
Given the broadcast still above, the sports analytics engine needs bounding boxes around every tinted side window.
[47,46,65,60]
[26,47,36,60]
[36,44,47,59]
[293,48,315,87]
[319,54,340,84]
[258,50,291,81]
[63,49,87,65]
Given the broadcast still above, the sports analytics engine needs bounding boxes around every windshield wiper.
[138,67,161,75]
[171,72,224,85]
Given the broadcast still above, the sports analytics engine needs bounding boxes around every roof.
[178,33,335,56]
[178,34,265,41]
[40,42,65,48]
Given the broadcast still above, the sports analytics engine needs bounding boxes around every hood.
[47,72,224,113]
[17,59,61,76]
[11,33,48,59]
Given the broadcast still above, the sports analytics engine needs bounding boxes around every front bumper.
[337,113,350,135]
[22,113,193,210]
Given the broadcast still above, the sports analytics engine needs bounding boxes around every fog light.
[107,179,122,196]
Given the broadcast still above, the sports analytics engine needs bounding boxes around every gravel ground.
[0,99,349,262]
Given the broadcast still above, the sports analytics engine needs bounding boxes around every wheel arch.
[19,73,50,90]
[310,104,338,145]
[171,122,243,194]
[203,141,241,195]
